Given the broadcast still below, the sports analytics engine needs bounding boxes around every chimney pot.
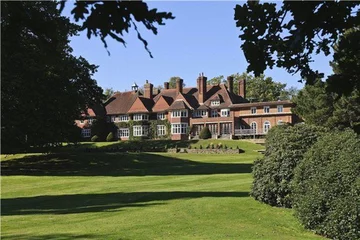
[197,73,207,103]
[144,80,153,99]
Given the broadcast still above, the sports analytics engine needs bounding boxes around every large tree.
[234,1,360,95]
[168,76,185,89]
[1,1,103,152]
[208,72,295,101]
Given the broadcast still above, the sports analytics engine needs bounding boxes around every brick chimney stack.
[144,80,153,99]
[164,82,169,90]
[197,72,207,104]
[176,78,183,95]
[227,76,234,93]
[238,79,246,99]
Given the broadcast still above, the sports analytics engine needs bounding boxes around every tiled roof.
[229,100,293,108]
[167,100,190,110]
[105,91,139,115]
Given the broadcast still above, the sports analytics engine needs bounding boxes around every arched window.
[250,122,257,133]
[264,121,271,133]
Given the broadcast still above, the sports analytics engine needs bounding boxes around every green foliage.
[251,124,325,207]
[91,135,99,142]
[149,119,171,140]
[168,76,185,89]
[199,127,212,139]
[293,130,360,239]
[91,118,116,141]
[234,1,359,94]
[103,88,115,100]
[1,1,103,153]
[293,80,360,134]
[106,132,114,142]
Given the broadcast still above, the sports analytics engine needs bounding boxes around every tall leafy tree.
[1,1,103,152]
[234,1,360,95]
[103,88,115,100]
[168,76,185,89]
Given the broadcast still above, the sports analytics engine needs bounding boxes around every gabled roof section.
[167,100,190,110]
[105,91,139,115]
[128,96,154,113]
[153,95,172,112]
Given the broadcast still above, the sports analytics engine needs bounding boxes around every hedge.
[292,129,360,240]
[250,123,325,207]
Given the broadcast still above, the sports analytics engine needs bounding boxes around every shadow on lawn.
[1,152,253,176]
[2,233,105,240]
[2,191,249,216]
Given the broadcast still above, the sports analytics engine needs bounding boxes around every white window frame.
[111,115,116,122]
[251,107,257,114]
[171,110,188,118]
[277,105,283,113]
[157,125,166,136]
[157,112,166,120]
[133,125,149,137]
[220,109,230,117]
[81,129,91,138]
[211,100,220,106]
[118,128,129,138]
[119,115,129,122]
[264,121,271,133]
[211,109,218,118]
[133,114,149,121]
[193,110,207,117]
[171,123,188,134]
[264,106,270,114]
[250,122,257,133]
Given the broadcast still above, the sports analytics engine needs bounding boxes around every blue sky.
[63,1,333,92]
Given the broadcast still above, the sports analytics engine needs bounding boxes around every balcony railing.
[234,128,268,136]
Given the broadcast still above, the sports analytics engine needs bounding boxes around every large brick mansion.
[76,74,300,140]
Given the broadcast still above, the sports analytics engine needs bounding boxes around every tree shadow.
[1,152,253,176]
[2,233,104,240]
[2,191,249,216]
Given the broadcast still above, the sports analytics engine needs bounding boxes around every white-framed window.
[277,120,284,125]
[81,128,91,138]
[264,121,271,133]
[133,114,149,121]
[119,115,129,122]
[251,107,257,114]
[171,110,188,118]
[277,105,283,113]
[111,115,116,122]
[264,106,270,113]
[171,123,188,134]
[193,110,207,117]
[220,109,230,117]
[211,100,220,106]
[211,109,218,118]
[157,112,166,120]
[250,122,257,133]
[157,125,166,136]
[133,125,149,136]
[118,128,129,138]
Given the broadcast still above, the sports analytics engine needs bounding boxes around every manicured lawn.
[1,140,323,240]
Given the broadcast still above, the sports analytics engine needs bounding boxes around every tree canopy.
[234,1,360,95]
[1,1,103,152]
[168,76,185,89]
[208,72,296,101]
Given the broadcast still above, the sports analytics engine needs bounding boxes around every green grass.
[1,140,324,240]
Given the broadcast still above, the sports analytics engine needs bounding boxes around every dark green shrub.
[106,132,114,142]
[293,130,360,240]
[199,127,212,139]
[199,145,202,149]
[251,124,325,207]
[91,135,99,142]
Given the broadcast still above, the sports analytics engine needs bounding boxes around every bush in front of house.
[250,124,325,208]
[106,132,114,142]
[199,127,212,139]
[91,135,99,142]
[292,129,360,240]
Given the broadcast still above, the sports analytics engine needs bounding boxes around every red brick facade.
[77,74,301,140]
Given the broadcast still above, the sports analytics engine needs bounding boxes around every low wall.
[167,148,243,154]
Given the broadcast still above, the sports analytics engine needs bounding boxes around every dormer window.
[221,109,230,117]
[211,100,220,106]
[133,114,149,121]
[193,110,207,117]
[157,113,166,120]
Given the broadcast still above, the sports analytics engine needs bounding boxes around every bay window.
[171,123,188,134]
[133,125,149,136]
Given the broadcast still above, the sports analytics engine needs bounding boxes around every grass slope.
[1,140,323,240]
